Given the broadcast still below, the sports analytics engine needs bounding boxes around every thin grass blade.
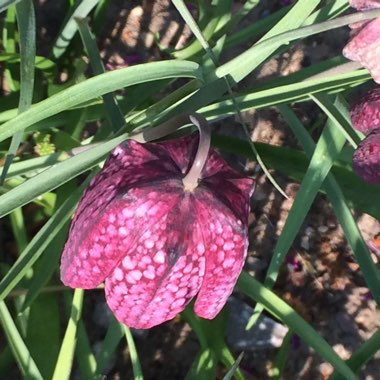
[52,289,84,380]
[0,301,43,379]
[1,0,35,183]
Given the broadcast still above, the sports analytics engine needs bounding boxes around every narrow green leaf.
[0,0,35,183]
[0,0,22,12]
[218,0,321,82]
[25,294,61,379]
[76,16,125,132]
[0,60,202,142]
[52,289,84,380]
[20,220,69,311]
[52,0,99,58]
[222,352,244,380]
[218,7,380,83]
[0,301,43,379]
[76,321,97,380]
[247,98,347,328]
[330,329,380,380]
[311,93,361,148]
[270,331,292,380]
[95,317,124,376]
[0,136,123,218]
[279,104,380,307]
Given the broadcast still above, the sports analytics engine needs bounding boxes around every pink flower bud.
[350,87,380,134]
[61,134,254,329]
[352,128,380,184]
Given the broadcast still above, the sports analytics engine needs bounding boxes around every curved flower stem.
[68,114,211,191]
[182,114,211,191]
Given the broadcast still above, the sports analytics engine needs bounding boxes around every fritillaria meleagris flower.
[353,128,380,184]
[61,121,254,329]
[350,88,380,184]
[343,0,380,84]
[350,87,380,134]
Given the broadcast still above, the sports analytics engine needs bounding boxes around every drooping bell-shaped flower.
[61,116,254,329]
[353,128,380,184]
[343,0,380,84]
[350,87,380,134]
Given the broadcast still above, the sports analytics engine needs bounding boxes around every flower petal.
[193,189,249,319]
[105,200,206,329]
[349,0,380,10]
[61,186,181,288]
[350,87,380,135]
[343,19,380,84]
[353,129,380,184]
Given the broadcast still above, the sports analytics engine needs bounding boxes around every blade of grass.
[52,289,84,380]
[270,330,293,380]
[218,0,321,82]
[0,0,22,12]
[330,328,380,379]
[0,301,43,379]
[311,93,361,148]
[222,352,244,380]
[95,317,124,376]
[173,0,288,198]
[201,68,369,120]
[278,103,380,307]
[237,271,358,380]
[76,321,97,380]
[2,5,17,92]
[123,325,143,380]
[218,8,380,83]
[0,135,124,218]
[76,17,125,132]
[247,97,347,328]
[25,293,61,379]
[0,60,202,143]
[20,220,70,311]
[1,0,35,183]
[52,0,99,58]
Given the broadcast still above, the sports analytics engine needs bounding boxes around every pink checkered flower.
[353,128,380,184]
[350,87,380,135]
[61,129,254,329]
[343,0,380,83]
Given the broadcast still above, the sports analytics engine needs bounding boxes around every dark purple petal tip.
[61,133,254,329]
[352,129,380,184]
[350,87,380,135]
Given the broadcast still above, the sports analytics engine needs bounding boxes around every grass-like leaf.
[52,289,84,380]
[246,99,347,328]
[0,301,43,379]
[0,60,202,143]
[279,104,380,307]
[95,317,124,376]
[76,16,125,132]
[1,0,35,183]
[52,0,99,58]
